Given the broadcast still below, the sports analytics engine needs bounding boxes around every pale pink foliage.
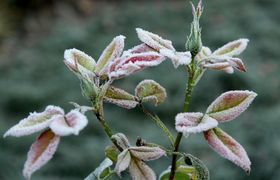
[129,147,166,161]
[115,149,131,177]
[111,133,131,150]
[213,38,249,57]
[175,113,218,137]
[23,129,60,180]
[204,127,251,174]
[95,35,125,78]
[135,79,167,106]
[206,90,257,122]
[129,158,156,180]
[49,109,88,136]
[3,105,64,137]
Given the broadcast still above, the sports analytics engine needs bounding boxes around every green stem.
[169,57,196,180]
[139,103,175,148]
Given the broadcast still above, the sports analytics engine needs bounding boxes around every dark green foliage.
[1,0,280,180]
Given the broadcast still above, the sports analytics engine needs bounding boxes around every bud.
[185,0,203,57]
[80,78,98,102]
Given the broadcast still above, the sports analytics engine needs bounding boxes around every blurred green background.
[1,0,279,179]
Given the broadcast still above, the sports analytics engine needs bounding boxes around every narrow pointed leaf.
[204,127,251,174]
[50,110,88,136]
[203,61,231,70]
[206,90,257,122]
[135,80,167,106]
[23,129,60,180]
[129,157,156,180]
[213,39,249,57]
[95,35,125,79]
[103,85,138,109]
[4,105,64,137]
[136,28,175,52]
[126,43,156,54]
[129,146,166,161]
[177,165,196,174]
[115,149,131,178]
[226,57,246,72]
[175,113,218,136]
[85,158,114,180]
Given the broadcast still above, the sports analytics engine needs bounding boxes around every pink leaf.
[206,90,257,122]
[103,85,138,109]
[126,43,156,54]
[213,39,249,57]
[4,105,64,137]
[226,57,246,72]
[135,80,167,106]
[129,157,156,180]
[49,110,88,136]
[203,61,231,70]
[136,28,175,52]
[160,49,191,68]
[204,127,251,174]
[23,129,60,180]
[129,146,166,161]
[109,52,165,80]
[111,133,131,150]
[115,149,131,178]
[95,35,125,79]
[175,113,218,136]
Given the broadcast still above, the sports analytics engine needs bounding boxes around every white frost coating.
[3,105,64,137]
[64,48,96,76]
[175,113,218,136]
[115,149,131,178]
[213,38,249,57]
[206,90,257,122]
[50,110,88,136]
[103,98,138,109]
[95,35,125,77]
[204,127,251,174]
[160,49,191,68]
[23,130,60,180]
[129,147,166,161]
[136,28,175,51]
[129,158,157,180]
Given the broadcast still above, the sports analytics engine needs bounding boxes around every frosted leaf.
[129,146,166,161]
[3,105,64,137]
[203,61,231,70]
[196,46,212,61]
[129,157,156,180]
[125,43,156,54]
[111,133,131,150]
[206,90,257,122]
[49,110,88,136]
[222,66,234,74]
[23,129,60,180]
[175,113,218,136]
[135,80,167,106]
[204,127,251,174]
[115,149,131,178]
[95,35,125,79]
[64,48,96,78]
[109,52,165,80]
[136,28,175,52]
[103,85,138,109]
[226,57,246,72]
[84,158,113,180]
[160,49,191,68]
[213,39,249,57]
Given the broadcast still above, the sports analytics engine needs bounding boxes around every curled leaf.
[111,133,130,150]
[4,105,64,137]
[129,146,166,161]
[103,85,138,109]
[175,113,218,137]
[115,149,131,178]
[135,80,167,106]
[95,35,125,79]
[204,127,251,174]
[23,129,60,180]
[206,90,257,122]
[213,38,249,57]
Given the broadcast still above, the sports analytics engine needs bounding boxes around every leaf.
[158,169,191,180]
[183,153,210,180]
[135,80,167,106]
[136,28,175,52]
[3,105,64,137]
[103,85,138,109]
[160,49,191,68]
[105,146,118,164]
[95,35,125,79]
[84,158,114,180]
[49,109,88,136]
[129,157,156,180]
[111,133,130,151]
[23,129,60,180]
[129,146,166,161]
[206,90,257,122]
[177,165,196,174]
[108,52,165,80]
[213,39,249,57]
[204,127,251,174]
[226,57,246,72]
[175,113,218,137]
[115,149,131,178]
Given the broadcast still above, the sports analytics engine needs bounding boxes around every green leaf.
[135,79,167,106]
[158,169,191,180]
[105,146,118,164]
[177,166,195,174]
[183,154,210,180]
[84,158,115,180]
